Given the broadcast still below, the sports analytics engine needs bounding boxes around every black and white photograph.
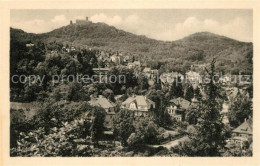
[1,1,258,162]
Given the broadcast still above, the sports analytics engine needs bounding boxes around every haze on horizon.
[11,9,253,42]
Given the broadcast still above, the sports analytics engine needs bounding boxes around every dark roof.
[169,97,190,110]
[88,96,116,109]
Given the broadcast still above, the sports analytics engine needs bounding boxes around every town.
[10,16,253,157]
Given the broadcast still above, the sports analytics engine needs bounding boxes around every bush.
[11,118,92,156]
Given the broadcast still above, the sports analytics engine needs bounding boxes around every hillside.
[10,22,253,73]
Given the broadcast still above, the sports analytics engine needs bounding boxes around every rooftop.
[233,119,252,135]
[89,95,116,109]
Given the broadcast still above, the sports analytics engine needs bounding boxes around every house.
[133,61,141,68]
[127,62,135,69]
[225,87,250,101]
[166,97,191,121]
[71,46,76,51]
[110,55,118,63]
[26,43,34,47]
[170,97,191,110]
[121,95,155,116]
[143,67,152,78]
[230,118,252,146]
[143,67,151,73]
[151,69,159,75]
[92,68,110,75]
[166,104,183,121]
[51,50,58,54]
[66,48,70,52]
[88,95,117,129]
[123,56,130,62]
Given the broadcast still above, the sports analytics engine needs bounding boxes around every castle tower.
[70,20,72,25]
[86,17,89,22]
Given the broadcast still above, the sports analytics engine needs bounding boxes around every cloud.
[89,13,251,42]
[167,16,251,42]
[11,13,252,42]
[51,15,66,23]
[11,15,69,34]
[90,13,150,36]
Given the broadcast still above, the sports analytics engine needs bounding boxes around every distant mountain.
[10,22,253,73]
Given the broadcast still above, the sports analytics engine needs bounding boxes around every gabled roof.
[135,96,148,106]
[122,95,155,109]
[233,119,252,135]
[89,96,116,109]
[169,97,190,110]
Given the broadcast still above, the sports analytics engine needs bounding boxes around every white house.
[121,95,155,116]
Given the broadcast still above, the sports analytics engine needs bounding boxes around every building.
[73,17,91,25]
[230,118,252,146]
[26,43,34,47]
[170,97,191,110]
[121,95,155,116]
[167,97,191,121]
[143,67,152,78]
[127,62,135,69]
[225,87,250,101]
[143,67,151,73]
[88,95,117,128]
[92,68,110,75]
[123,56,130,63]
[133,61,141,68]
[110,55,118,63]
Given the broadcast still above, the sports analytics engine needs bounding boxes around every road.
[148,136,189,149]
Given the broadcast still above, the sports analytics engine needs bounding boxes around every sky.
[11,9,253,42]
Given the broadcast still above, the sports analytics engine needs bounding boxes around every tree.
[177,58,225,156]
[185,85,194,101]
[127,117,161,147]
[137,74,149,91]
[154,107,173,128]
[228,94,253,127]
[185,106,200,125]
[170,76,184,98]
[112,109,135,146]
[154,75,162,90]
[102,88,115,102]
[194,86,203,101]
[89,106,106,144]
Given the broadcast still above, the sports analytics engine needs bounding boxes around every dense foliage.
[11,25,253,74]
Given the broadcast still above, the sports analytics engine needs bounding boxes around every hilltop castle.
[70,17,91,25]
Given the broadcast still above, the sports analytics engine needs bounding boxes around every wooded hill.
[10,21,253,73]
